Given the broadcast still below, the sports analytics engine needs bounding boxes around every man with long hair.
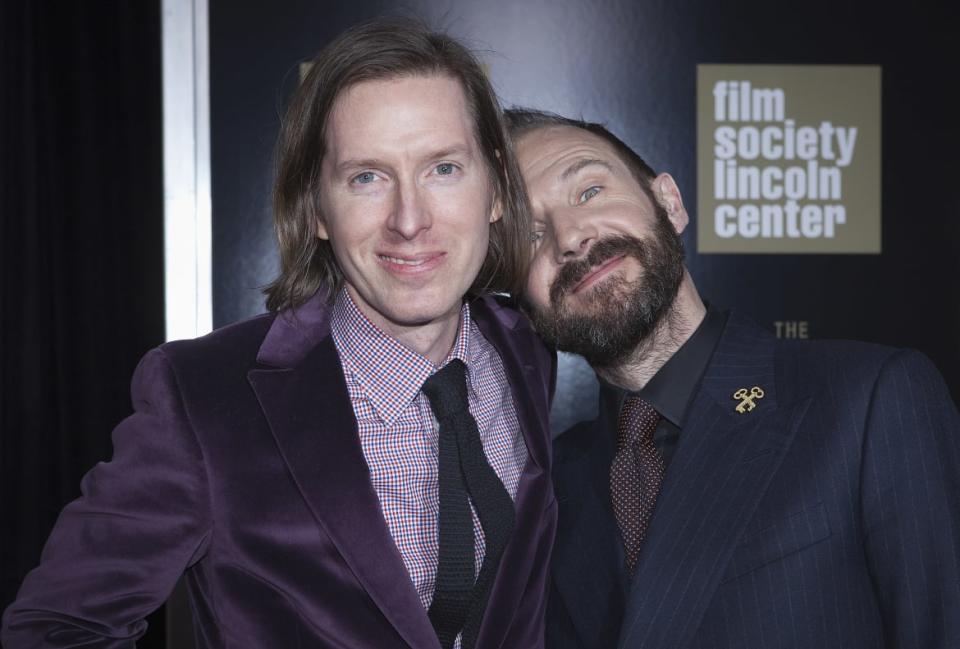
[3,22,556,649]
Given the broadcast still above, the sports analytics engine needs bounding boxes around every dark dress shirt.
[599,305,727,468]
[545,305,728,646]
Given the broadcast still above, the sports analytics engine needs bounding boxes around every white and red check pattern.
[330,288,527,614]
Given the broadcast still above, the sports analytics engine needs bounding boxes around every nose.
[386,178,431,240]
[550,208,598,263]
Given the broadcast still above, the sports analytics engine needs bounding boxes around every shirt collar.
[602,303,727,427]
[330,287,474,425]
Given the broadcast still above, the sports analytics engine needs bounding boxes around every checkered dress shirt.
[330,288,528,620]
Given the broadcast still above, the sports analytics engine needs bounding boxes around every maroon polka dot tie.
[610,396,665,575]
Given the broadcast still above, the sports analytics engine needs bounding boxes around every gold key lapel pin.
[733,386,765,414]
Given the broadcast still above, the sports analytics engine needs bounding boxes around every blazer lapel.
[471,296,555,649]
[617,313,812,649]
[247,298,439,649]
[470,295,552,478]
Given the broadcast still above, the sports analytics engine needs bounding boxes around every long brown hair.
[265,18,532,312]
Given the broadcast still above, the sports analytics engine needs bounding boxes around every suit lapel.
[247,297,439,649]
[471,296,555,649]
[470,295,551,477]
[617,313,812,649]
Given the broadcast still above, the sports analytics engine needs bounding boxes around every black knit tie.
[421,359,515,649]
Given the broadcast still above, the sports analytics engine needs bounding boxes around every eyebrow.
[335,144,474,175]
[559,158,614,183]
[427,145,473,161]
[336,158,381,174]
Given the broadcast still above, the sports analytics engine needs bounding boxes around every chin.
[383,295,463,328]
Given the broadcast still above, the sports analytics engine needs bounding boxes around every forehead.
[325,74,476,157]
[515,125,628,190]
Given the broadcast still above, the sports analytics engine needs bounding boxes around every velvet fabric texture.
[2,291,557,648]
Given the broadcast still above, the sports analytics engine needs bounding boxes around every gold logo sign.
[697,65,881,254]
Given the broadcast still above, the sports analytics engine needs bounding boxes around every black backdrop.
[1,1,166,646]
[210,0,959,434]
[2,1,958,648]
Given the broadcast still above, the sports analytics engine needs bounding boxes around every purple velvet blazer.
[3,291,557,648]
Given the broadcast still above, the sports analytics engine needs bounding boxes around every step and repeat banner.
[208,1,958,434]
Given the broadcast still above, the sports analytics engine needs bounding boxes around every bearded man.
[506,108,960,649]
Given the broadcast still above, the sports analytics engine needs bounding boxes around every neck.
[595,273,706,392]
[392,316,462,366]
[346,287,462,366]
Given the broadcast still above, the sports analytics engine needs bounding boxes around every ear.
[316,214,330,240]
[651,173,689,235]
[489,194,503,224]
[489,149,504,223]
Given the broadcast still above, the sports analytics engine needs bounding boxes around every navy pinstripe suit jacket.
[547,311,960,649]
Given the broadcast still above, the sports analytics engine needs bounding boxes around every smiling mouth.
[377,252,445,274]
[379,255,428,266]
[571,254,626,293]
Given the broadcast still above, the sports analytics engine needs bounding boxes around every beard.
[524,209,685,368]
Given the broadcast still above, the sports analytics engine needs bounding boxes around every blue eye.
[353,172,377,185]
[578,186,601,203]
[529,230,545,244]
[436,163,456,176]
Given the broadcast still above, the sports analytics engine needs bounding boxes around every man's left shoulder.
[471,293,525,327]
[771,337,958,433]
[470,293,556,389]
[725,310,900,372]
[778,335,940,387]
[470,293,543,345]
[724,311,952,404]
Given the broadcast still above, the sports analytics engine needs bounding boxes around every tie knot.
[422,359,469,421]
[616,396,660,450]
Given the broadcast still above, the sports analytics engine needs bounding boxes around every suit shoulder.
[472,293,526,329]
[482,292,526,313]
[158,311,277,373]
[472,293,553,357]
[726,310,900,372]
[776,337,948,397]
[780,337,900,373]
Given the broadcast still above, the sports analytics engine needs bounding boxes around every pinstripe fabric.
[548,311,960,649]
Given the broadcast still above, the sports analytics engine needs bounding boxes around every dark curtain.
[1,1,166,645]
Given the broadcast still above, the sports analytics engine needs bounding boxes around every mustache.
[549,235,646,307]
